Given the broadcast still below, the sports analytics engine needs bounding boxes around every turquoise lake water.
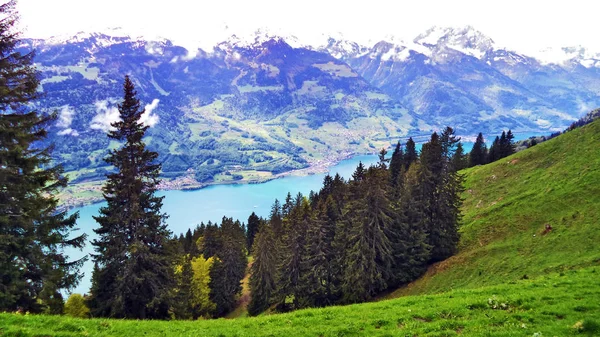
[65,132,538,294]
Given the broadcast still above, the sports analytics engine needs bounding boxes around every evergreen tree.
[341,167,394,303]
[248,221,277,316]
[89,76,172,319]
[488,136,500,163]
[246,212,260,253]
[420,132,462,262]
[389,141,405,186]
[208,217,247,317]
[172,256,194,319]
[404,137,418,169]
[469,132,488,166]
[302,195,340,306]
[0,0,85,313]
[451,143,468,171]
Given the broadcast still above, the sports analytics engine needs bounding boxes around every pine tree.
[389,141,405,186]
[469,132,487,166]
[341,167,394,303]
[302,195,340,307]
[0,0,85,313]
[89,76,172,319]
[420,132,462,263]
[276,198,309,310]
[246,212,260,253]
[451,143,468,171]
[389,163,431,286]
[172,256,194,319]
[208,217,247,317]
[248,222,277,316]
[488,136,500,163]
[404,137,418,169]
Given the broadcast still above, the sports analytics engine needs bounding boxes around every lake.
[64,132,537,294]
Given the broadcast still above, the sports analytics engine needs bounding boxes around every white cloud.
[140,99,160,127]
[90,100,120,132]
[57,128,79,136]
[56,105,75,128]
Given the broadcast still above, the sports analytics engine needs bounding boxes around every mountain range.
[17,26,600,188]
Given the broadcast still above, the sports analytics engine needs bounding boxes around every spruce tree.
[246,212,260,253]
[90,76,172,319]
[341,167,394,303]
[469,132,487,166]
[208,217,247,317]
[451,143,468,171]
[389,141,405,186]
[248,221,277,316]
[488,136,500,163]
[0,0,85,313]
[404,137,418,169]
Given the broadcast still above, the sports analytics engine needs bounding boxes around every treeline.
[246,129,464,315]
[467,130,516,167]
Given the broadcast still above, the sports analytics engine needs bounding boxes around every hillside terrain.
[388,117,600,297]
[17,26,600,207]
[2,108,598,336]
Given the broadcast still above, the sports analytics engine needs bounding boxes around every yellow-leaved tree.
[191,255,216,318]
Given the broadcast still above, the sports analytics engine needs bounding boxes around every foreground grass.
[1,267,599,336]
[389,119,600,297]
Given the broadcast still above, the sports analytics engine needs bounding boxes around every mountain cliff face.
[18,26,600,184]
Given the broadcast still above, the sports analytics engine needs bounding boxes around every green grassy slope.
[1,268,599,336]
[390,119,600,297]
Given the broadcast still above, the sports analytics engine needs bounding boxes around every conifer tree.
[451,143,468,171]
[89,76,172,319]
[172,256,194,319]
[469,132,488,166]
[404,137,418,169]
[389,141,405,185]
[488,136,500,163]
[302,195,340,306]
[341,167,394,303]
[0,0,85,313]
[208,217,247,316]
[248,221,277,316]
[246,212,260,252]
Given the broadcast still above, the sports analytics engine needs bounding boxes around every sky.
[14,0,600,55]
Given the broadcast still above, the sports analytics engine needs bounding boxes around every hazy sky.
[15,0,599,54]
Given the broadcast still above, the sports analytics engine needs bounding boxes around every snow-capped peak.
[320,35,369,59]
[414,25,495,59]
[216,28,306,51]
[44,28,169,48]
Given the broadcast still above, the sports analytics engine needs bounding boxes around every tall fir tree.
[469,132,488,166]
[89,76,172,319]
[451,142,468,171]
[389,141,405,186]
[248,221,277,316]
[341,167,394,303]
[246,212,260,253]
[404,137,418,169]
[0,0,85,313]
[208,217,247,317]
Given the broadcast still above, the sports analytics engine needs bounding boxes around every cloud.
[140,99,160,127]
[58,128,79,136]
[57,105,75,128]
[90,100,121,132]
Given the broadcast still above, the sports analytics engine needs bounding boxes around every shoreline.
[59,150,368,211]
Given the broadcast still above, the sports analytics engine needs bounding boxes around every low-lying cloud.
[90,98,160,131]
[90,100,121,132]
[57,105,75,128]
[140,99,160,127]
